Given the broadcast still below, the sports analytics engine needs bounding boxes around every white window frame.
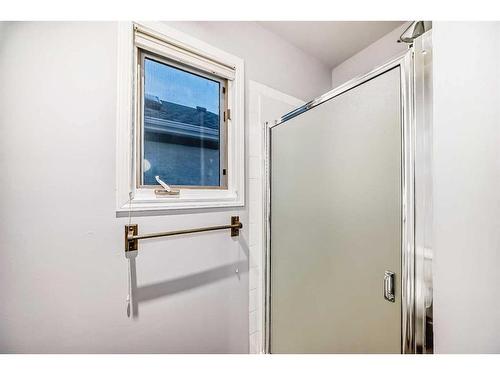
[116,22,245,212]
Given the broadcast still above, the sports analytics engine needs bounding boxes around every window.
[116,22,244,211]
[139,52,228,188]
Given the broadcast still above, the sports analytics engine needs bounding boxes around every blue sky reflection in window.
[143,57,222,186]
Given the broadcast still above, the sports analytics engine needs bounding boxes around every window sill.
[116,189,243,213]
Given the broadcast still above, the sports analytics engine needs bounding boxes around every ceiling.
[259,21,405,68]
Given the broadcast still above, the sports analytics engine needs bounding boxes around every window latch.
[155,176,179,196]
[224,109,231,122]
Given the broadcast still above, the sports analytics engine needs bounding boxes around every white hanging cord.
[128,191,133,226]
[126,191,134,318]
[126,254,134,318]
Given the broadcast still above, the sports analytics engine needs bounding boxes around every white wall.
[432,22,500,353]
[331,22,409,88]
[0,21,331,353]
[164,22,332,102]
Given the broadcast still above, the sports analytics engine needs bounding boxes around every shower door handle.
[384,271,395,302]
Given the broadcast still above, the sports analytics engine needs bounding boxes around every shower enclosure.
[264,32,433,354]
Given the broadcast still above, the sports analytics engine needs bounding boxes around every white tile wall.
[249,331,260,354]
[248,84,264,354]
[249,156,262,179]
[249,288,257,312]
[249,310,257,334]
[248,223,258,247]
[249,245,262,269]
[248,266,260,291]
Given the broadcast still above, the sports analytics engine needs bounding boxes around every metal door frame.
[263,34,433,354]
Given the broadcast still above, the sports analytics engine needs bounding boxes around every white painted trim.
[116,21,245,212]
[116,22,134,212]
[134,24,236,80]
[247,80,304,354]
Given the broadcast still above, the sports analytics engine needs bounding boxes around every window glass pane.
[143,56,222,186]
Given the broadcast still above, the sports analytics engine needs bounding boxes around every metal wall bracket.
[125,224,138,252]
[224,109,231,122]
[231,216,241,237]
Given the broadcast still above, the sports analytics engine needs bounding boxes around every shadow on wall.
[125,235,249,318]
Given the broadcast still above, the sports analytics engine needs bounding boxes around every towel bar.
[125,216,242,252]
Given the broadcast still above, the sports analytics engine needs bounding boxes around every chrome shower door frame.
[263,37,433,354]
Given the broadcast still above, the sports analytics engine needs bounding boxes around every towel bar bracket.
[230,216,241,237]
[125,224,138,252]
[124,216,242,252]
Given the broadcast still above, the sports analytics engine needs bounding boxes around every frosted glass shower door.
[270,67,402,353]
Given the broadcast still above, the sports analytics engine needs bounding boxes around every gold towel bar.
[125,216,242,252]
